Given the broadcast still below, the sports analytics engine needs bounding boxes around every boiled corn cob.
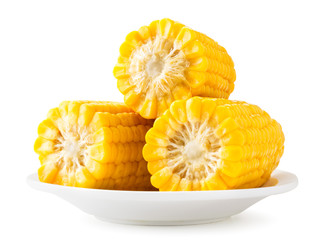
[34,101,155,190]
[143,97,284,191]
[114,18,236,119]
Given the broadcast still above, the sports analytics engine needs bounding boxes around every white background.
[1,0,322,239]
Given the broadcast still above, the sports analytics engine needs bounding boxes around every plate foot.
[94,216,229,226]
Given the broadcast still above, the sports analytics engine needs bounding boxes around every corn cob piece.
[34,101,155,190]
[114,18,236,119]
[143,97,284,191]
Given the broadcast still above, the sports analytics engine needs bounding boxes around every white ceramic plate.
[27,170,297,225]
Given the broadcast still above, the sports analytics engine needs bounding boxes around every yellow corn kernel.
[150,167,172,189]
[34,101,155,190]
[143,97,284,191]
[159,174,181,191]
[177,178,192,191]
[114,18,236,119]
[38,162,59,183]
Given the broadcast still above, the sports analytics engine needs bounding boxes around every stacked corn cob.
[34,101,155,190]
[114,18,236,119]
[143,97,284,190]
[34,18,284,191]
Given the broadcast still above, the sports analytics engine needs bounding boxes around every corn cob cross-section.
[143,97,284,191]
[34,101,155,190]
[114,18,236,119]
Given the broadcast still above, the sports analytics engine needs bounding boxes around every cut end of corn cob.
[34,101,155,190]
[143,97,284,191]
[114,18,236,119]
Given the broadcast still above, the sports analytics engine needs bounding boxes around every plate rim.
[27,169,298,201]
